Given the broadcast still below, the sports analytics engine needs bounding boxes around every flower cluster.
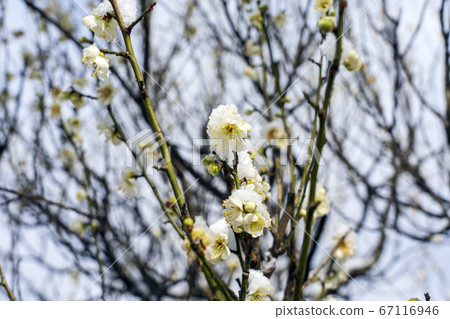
[205,105,271,238]
[181,217,233,265]
[206,104,251,162]
[81,44,111,80]
[222,184,271,238]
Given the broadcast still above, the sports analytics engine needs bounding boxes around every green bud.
[91,221,98,232]
[258,5,269,13]
[183,218,194,227]
[318,18,334,33]
[202,154,216,167]
[207,163,222,176]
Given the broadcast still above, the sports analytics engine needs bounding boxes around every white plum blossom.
[82,0,137,42]
[92,0,137,27]
[237,151,271,201]
[314,0,333,12]
[206,104,252,162]
[209,219,232,264]
[299,187,330,219]
[93,56,111,80]
[181,216,212,264]
[246,269,274,301]
[315,187,330,217]
[82,14,119,42]
[82,44,111,80]
[81,43,100,65]
[243,66,258,81]
[222,184,271,237]
[237,150,260,182]
[97,122,122,146]
[60,146,77,167]
[343,49,362,72]
[333,225,356,260]
[245,42,261,56]
[76,189,88,201]
[97,81,116,105]
[118,168,139,198]
[320,34,362,72]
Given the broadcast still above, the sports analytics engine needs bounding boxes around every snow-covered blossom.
[60,146,77,167]
[222,184,271,237]
[206,104,252,162]
[314,0,333,12]
[76,189,88,201]
[118,168,139,198]
[82,1,137,42]
[82,44,111,80]
[82,14,118,42]
[333,226,356,260]
[92,0,137,27]
[246,269,274,301]
[97,122,122,146]
[81,43,100,65]
[92,56,111,80]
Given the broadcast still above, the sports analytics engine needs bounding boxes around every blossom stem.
[108,0,231,300]
[0,262,16,301]
[107,106,184,238]
[301,229,352,291]
[239,235,253,300]
[126,1,157,33]
[293,0,346,301]
[100,49,129,57]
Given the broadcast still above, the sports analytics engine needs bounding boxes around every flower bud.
[343,49,362,72]
[244,201,257,213]
[183,218,194,227]
[202,154,216,167]
[317,17,334,33]
[207,163,222,176]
